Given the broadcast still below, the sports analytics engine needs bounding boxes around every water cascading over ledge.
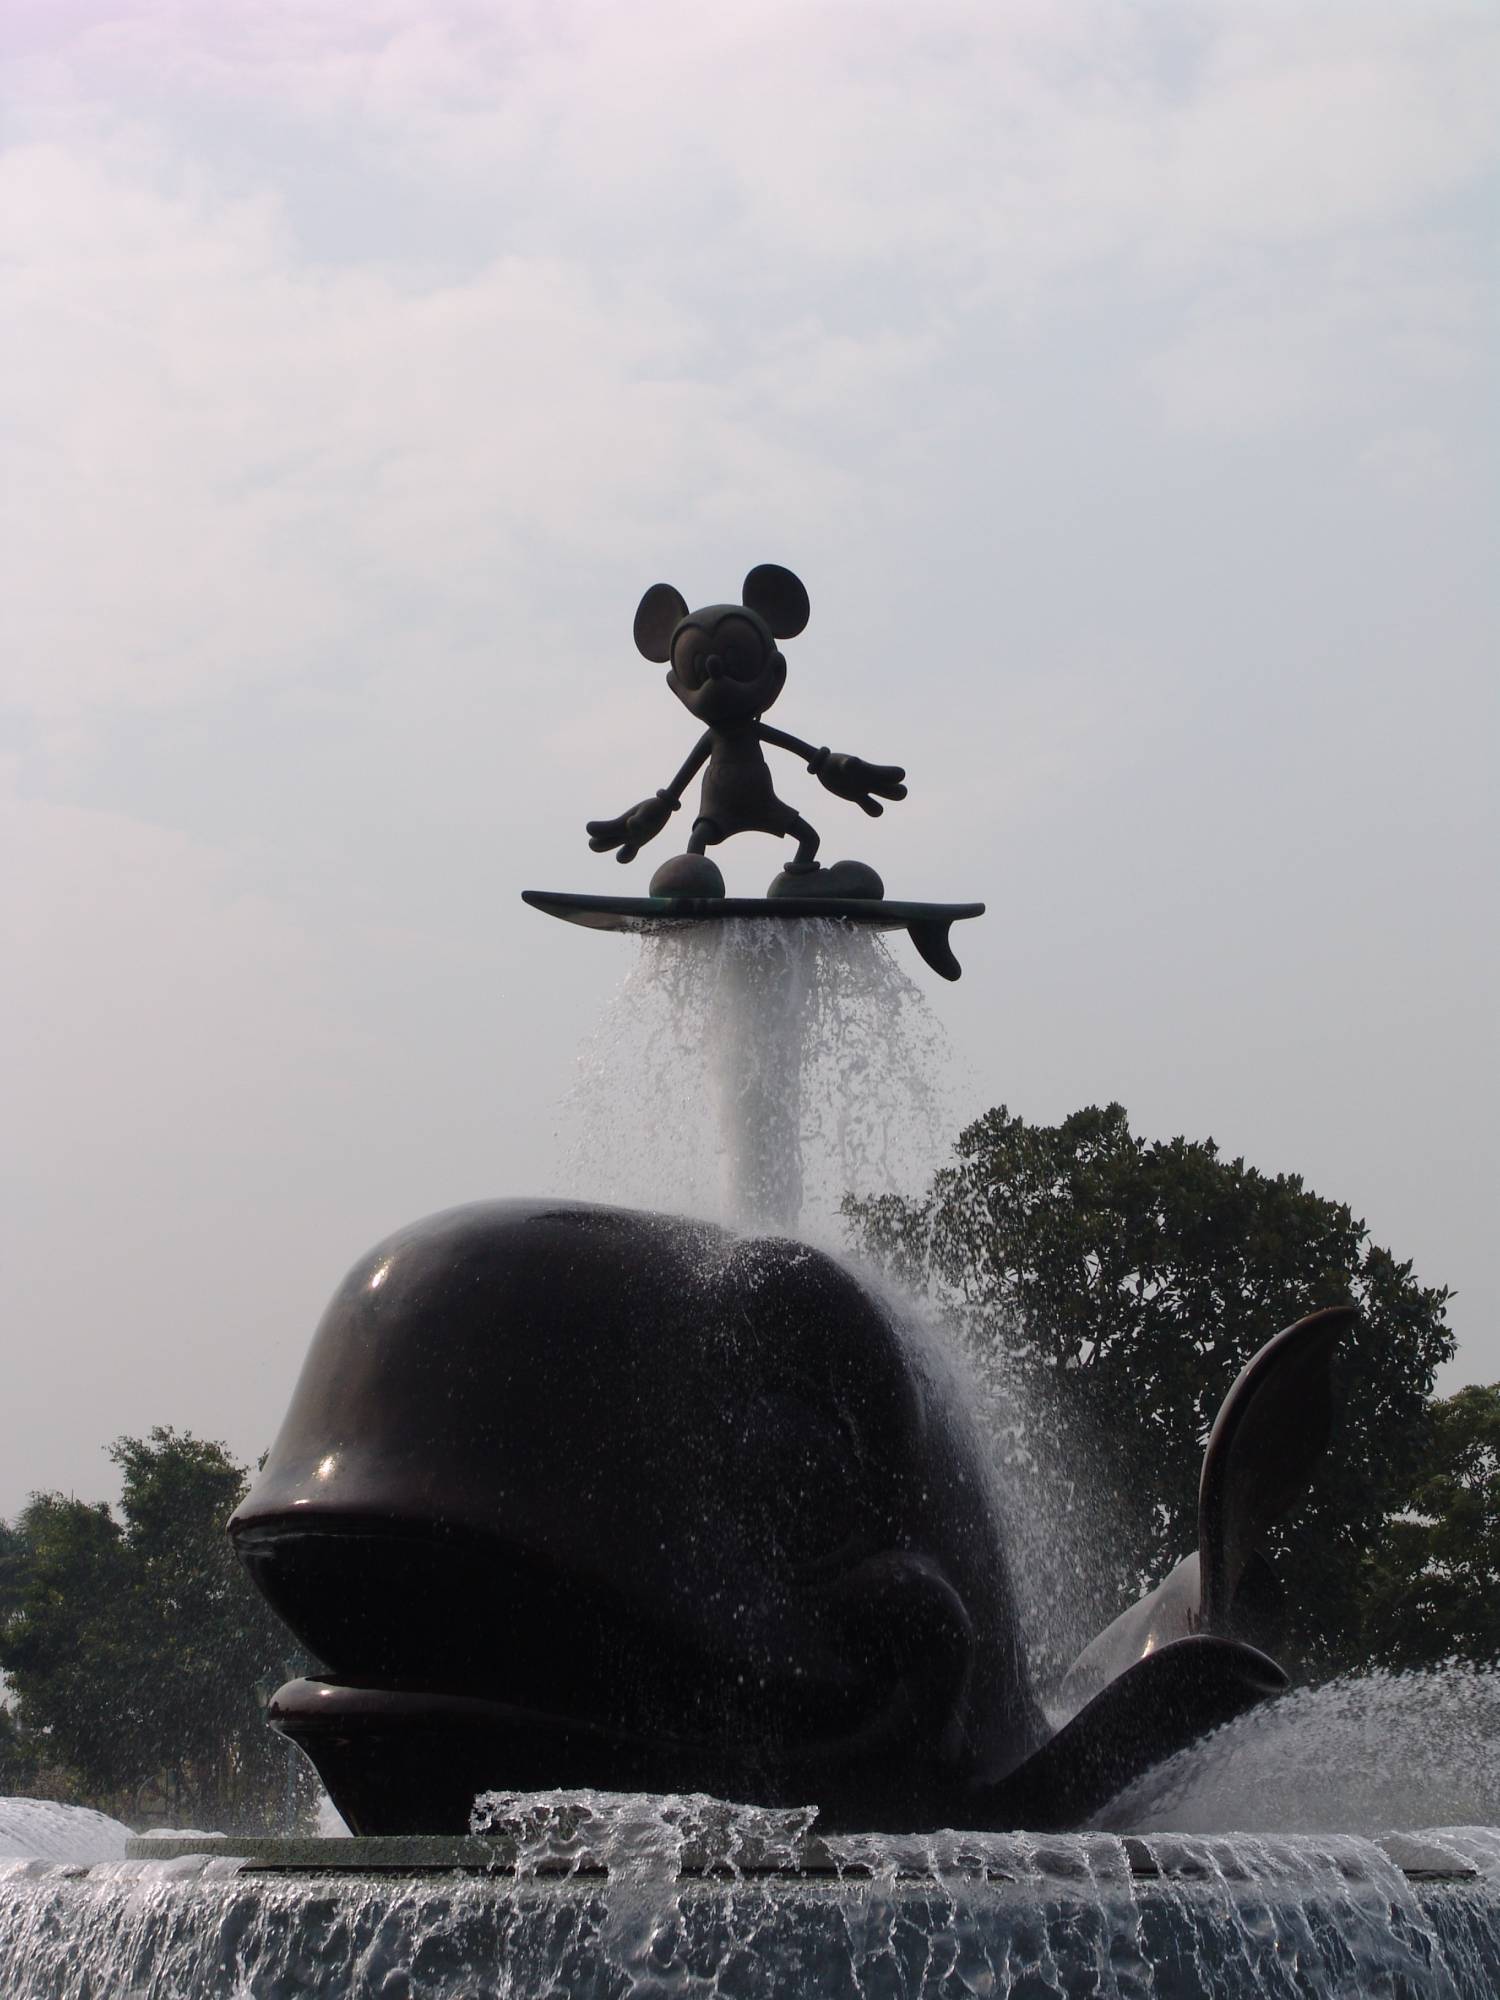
[3,1807,1500,1999]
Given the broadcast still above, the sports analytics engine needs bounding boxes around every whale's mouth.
[232,1513,762,1732]
[267,1674,777,1836]
[234,1513,967,1835]
[235,1514,880,1728]
[269,1663,975,1838]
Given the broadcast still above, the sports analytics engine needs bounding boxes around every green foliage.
[0,1703,39,1793]
[0,1518,29,1626]
[0,1496,141,1798]
[0,1428,315,1831]
[845,1102,1455,1681]
[1361,1384,1500,1669]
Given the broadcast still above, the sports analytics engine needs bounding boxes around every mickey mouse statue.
[586,564,907,900]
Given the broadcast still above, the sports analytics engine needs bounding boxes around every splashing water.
[471,1788,821,1880]
[4,1798,1500,1998]
[560,921,953,1239]
[1102,1664,1500,1835]
[829,1243,1127,1712]
[0,1796,130,1863]
[562,921,1110,1690]
[929,1290,1131,1706]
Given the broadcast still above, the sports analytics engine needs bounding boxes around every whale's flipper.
[974,1635,1286,1832]
[1055,1306,1353,1715]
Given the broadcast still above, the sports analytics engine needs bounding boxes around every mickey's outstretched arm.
[758,724,908,819]
[586,732,712,863]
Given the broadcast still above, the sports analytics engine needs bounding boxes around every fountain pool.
[2,1793,1500,1997]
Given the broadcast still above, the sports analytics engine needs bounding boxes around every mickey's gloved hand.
[809,751,907,818]
[586,792,678,863]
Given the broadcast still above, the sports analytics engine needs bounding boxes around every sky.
[2,0,1496,1521]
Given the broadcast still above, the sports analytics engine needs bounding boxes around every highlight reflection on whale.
[228,1200,1350,1836]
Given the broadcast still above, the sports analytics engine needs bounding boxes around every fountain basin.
[4,1826,1498,1998]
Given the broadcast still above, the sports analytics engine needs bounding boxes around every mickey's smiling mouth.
[679,674,764,724]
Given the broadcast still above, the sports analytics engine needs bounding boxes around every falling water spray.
[559,917,955,1238]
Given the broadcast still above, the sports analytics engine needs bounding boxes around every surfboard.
[521,890,985,981]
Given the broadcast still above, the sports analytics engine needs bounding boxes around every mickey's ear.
[742,564,810,640]
[633,583,689,662]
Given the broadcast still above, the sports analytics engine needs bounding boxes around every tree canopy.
[0,1427,313,1830]
[1360,1383,1500,1670]
[845,1101,1456,1683]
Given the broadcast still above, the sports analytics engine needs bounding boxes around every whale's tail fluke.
[1053,1305,1354,1719]
[974,1633,1287,1832]
[1196,1303,1352,1631]
[968,1306,1352,1831]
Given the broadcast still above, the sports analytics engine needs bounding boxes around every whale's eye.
[739,1389,866,1567]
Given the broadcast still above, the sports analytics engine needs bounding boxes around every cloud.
[1140,234,1484,438]
[4,780,356,1171]
[3,3,1493,735]
[0,138,868,724]
[13,4,1498,280]
[1358,426,1458,503]
[1,773,363,1499]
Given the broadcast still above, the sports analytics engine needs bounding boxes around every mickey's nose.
[703,653,724,680]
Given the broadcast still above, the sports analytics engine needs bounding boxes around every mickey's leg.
[687,817,726,856]
[784,814,821,873]
[767,804,884,903]
[766,815,833,899]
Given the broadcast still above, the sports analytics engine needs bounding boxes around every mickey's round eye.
[672,630,707,690]
[715,616,765,683]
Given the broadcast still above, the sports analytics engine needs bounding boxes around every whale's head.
[230,1199,1042,1831]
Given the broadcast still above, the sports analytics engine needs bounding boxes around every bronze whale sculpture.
[228,1200,1349,1835]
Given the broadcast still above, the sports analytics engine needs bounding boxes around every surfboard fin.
[907,919,962,981]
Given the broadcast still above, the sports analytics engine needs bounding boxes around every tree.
[1360,1384,1500,1669]
[844,1102,1455,1684]
[0,1495,145,1800]
[108,1428,310,1827]
[0,1703,39,1793]
[0,1518,29,1625]
[0,1429,314,1829]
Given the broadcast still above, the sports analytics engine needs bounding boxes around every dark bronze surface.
[231,1201,1341,1835]
[587,565,906,880]
[521,889,985,980]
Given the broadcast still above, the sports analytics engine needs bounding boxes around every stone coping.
[123,1831,1478,1883]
